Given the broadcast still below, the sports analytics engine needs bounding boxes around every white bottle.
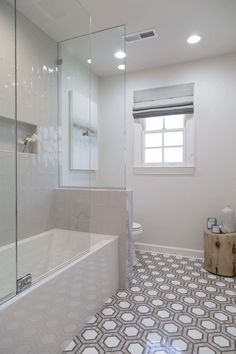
[220,206,236,233]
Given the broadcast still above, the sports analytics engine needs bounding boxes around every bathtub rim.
[0,231,118,310]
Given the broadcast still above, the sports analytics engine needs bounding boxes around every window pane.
[164,147,183,163]
[145,117,163,131]
[164,131,183,146]
[145,148,162,163]
[165,115,184,129]
[145,133,162,147]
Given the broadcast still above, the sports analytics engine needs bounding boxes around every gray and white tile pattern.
[66,250,236,354]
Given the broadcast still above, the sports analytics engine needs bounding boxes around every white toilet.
[132,222,143,265]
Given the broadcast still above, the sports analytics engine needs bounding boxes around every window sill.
[133,166,195,175]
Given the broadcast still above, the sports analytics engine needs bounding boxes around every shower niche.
[17,121,38,154]
[0,116,38,154]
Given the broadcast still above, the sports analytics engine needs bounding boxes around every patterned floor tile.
[65,250,236,354]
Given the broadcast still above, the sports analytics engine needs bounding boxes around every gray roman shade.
[133,83,194,119]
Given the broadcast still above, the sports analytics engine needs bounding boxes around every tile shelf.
[0,149,37,155]
[0,115,38,154]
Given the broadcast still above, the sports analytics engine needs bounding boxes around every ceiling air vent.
[125,29,157,43]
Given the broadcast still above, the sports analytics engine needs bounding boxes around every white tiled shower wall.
[17,7,58,242]
[0,1,15,120]
[0,1,16,248]
[0,1,58,246]
[0,152,15,247]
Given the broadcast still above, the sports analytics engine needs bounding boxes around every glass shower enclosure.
[0,0,16,302]
[0,0,126,305]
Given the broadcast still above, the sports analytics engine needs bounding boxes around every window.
[133,83,195,174]
[142,115,185,165]
[133,113,195,174]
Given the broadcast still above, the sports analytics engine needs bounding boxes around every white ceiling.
[79,0,236,72]
[16,0,236,75]
[16,0,91,41]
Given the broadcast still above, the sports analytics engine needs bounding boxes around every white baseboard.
[135,242,204,259]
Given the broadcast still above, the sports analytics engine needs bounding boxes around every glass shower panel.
[90,26,126,189]
[58,34,91,187]
[15,0,91,283]
[59,26,126,189]
[0,0,16,302]
[57,33,91,257]
[16,1,59,282]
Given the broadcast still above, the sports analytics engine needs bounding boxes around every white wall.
[126,53,236,251]
[96,75,126,188]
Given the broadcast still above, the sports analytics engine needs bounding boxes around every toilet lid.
[133,222,143,230]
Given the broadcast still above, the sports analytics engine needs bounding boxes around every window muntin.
[145,133,162,148]
[142,115,185,165]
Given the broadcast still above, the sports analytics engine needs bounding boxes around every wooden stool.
[204,229,236,276]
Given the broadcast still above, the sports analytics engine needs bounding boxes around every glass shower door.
[0,0,17,302]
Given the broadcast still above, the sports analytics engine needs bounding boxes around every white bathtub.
[18,228,93,282]
[0,229,119,354]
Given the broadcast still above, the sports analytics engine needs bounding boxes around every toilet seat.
[132,221,143,266]
[132,222,143,231]
[132,222,143,238]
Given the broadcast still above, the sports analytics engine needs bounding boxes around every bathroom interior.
[0,0,236,353]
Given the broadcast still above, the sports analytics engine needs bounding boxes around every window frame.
[141,115,186,167]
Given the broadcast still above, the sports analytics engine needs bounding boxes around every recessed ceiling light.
[114,51,126,59]
[187,34,201,44]
[118,64,125,70]
[87,58,92,64]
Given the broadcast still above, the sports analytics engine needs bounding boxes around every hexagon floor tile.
[64,250,236,353]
